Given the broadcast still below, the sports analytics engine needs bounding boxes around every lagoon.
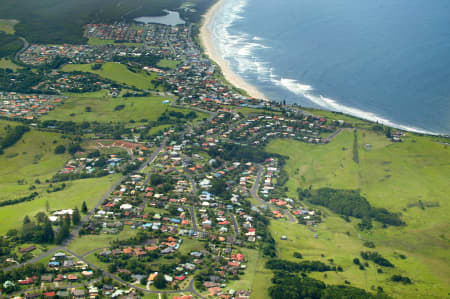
[134,10,185,26]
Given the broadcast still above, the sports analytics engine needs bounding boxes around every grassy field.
[265,130,450,298]
[0,19,18,34]
[68,226,137,255]
[156,59,180,69]
[266,129,359,197]
[0,129,70,201]
[61,62,162,90]
[87,37,114,45]
[0,58,22,70]
[226,248,272,298]
[0,174,120,234]
[42,95,205,124]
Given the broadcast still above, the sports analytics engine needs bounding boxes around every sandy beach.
[200,0,268,100]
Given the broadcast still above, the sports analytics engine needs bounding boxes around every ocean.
[208,0,450,135]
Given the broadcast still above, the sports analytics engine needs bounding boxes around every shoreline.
[199,0,268,101]
[198,1,445,136]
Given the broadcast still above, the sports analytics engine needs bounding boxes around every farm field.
[61,62,162,90]
[265,129,450,298]
[0,174,120,234]
[41,95,206,124]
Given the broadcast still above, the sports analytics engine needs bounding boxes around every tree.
[153,273,166,289]
[68,143,82,155]
[81,201,88,214]
[43,219,54,243]
[72,207,81,225]
[54,145,66,154]
[23,215,31,224]
[55,220,70,244]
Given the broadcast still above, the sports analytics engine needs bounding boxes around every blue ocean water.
[208,0,450,134]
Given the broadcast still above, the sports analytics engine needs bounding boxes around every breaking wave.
[209,0,439,135]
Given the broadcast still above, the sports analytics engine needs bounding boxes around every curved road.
[251,164,296,223]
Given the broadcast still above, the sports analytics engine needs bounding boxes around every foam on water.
[210,0,441,135]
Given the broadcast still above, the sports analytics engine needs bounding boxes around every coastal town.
[0,2,447,299]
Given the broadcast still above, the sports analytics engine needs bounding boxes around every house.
[73,289,86,298]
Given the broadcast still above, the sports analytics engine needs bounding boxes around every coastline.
[197,0,444,136]
[199,0,268,101]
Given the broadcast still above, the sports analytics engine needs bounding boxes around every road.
[189,206,198,232]
[251,164,296,223]
[229,213,240,237]
[64,248,207,298]
[250,164,264,205]
[14,37,29,62]
[325,128,343,142]
[5,139,168,272]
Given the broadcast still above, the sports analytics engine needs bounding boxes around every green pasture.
[265,130,450,298]
[0,174,120,234]
[0,129,70,200]
[42,95,205,123]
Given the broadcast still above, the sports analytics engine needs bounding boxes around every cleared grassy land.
[227,248,271,297]
[0,58,22,70]
[266,131,450,298]
[61,62,161,90]
[68,226,137,255]
[0,119,19,135]
[0,129,70,201]
[87,38,114,45]
[42,95,205,123]
[156,59,180,69]
[266,129,359,197]
[0,174,120,234]
[0,19,18,34]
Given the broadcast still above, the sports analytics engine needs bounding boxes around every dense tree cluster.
[0,32,23,58]
[209,143,286,163]
[265,259,338,273]
[0,125,29,153]
[360,251,394,268]
[269,271,390,299]
[301,188,405,226]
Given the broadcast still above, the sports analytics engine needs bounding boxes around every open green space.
[0,19,18,34]
[266,130,450,298]
[68,226,137,256]
[0,129,70,201]
[227,248,263,292]
[61,62,162,90]
[157,59,180,69]
[42,95,205,124]
[0,58,22,70]
[266,129,359,196]
[0,174,120,234]
[87,38,114,46]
